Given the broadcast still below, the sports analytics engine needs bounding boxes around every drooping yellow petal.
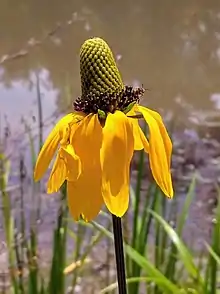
[34,113,83,181]
[127,108,144,150]
[47,144,81,194]
[139,128,150,153]
[137,105,173,198]
[61,145,82,181]
[67,114,103,221]
[144,108,172,167]
[127,107,149,152]
[47,153,66,194]
[101,111,134,217]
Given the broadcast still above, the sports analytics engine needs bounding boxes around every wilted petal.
[137,105,173,198]
[34,113,83,181]
[101,111,134,217]
[67,114,103,221]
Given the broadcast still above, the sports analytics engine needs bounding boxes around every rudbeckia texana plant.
[34,37,174,293]
[34,37,173,221]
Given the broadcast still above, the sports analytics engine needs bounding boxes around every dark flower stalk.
[112,215,127,293]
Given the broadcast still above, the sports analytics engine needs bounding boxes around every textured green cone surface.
[80,37,124,98]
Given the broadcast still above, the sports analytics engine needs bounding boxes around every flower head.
[34,37,173,221]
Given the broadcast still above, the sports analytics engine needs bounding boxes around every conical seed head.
[80,37,124,98]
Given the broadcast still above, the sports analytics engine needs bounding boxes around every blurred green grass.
[0,85,219,294]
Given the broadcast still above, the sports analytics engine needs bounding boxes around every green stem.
[36,72,43,221]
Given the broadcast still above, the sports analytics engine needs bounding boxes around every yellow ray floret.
[34,103,173,220]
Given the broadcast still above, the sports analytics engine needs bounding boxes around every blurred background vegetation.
[1,0,220,293]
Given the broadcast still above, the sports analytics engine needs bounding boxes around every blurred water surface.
[1,0,220,129]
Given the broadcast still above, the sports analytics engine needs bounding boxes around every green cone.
[80,37,124,98]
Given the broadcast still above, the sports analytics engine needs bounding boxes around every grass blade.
[149,209,203,285]
[89,220,181,293]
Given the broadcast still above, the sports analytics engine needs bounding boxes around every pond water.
[1,0,220,129]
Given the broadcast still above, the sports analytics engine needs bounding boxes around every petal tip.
[47,188,53,194]
[164,188,174,199]
[47,185,59,194]
[115,211,126,218]
[33,169,40,182]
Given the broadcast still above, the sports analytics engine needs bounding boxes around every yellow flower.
[34,37,173,221]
